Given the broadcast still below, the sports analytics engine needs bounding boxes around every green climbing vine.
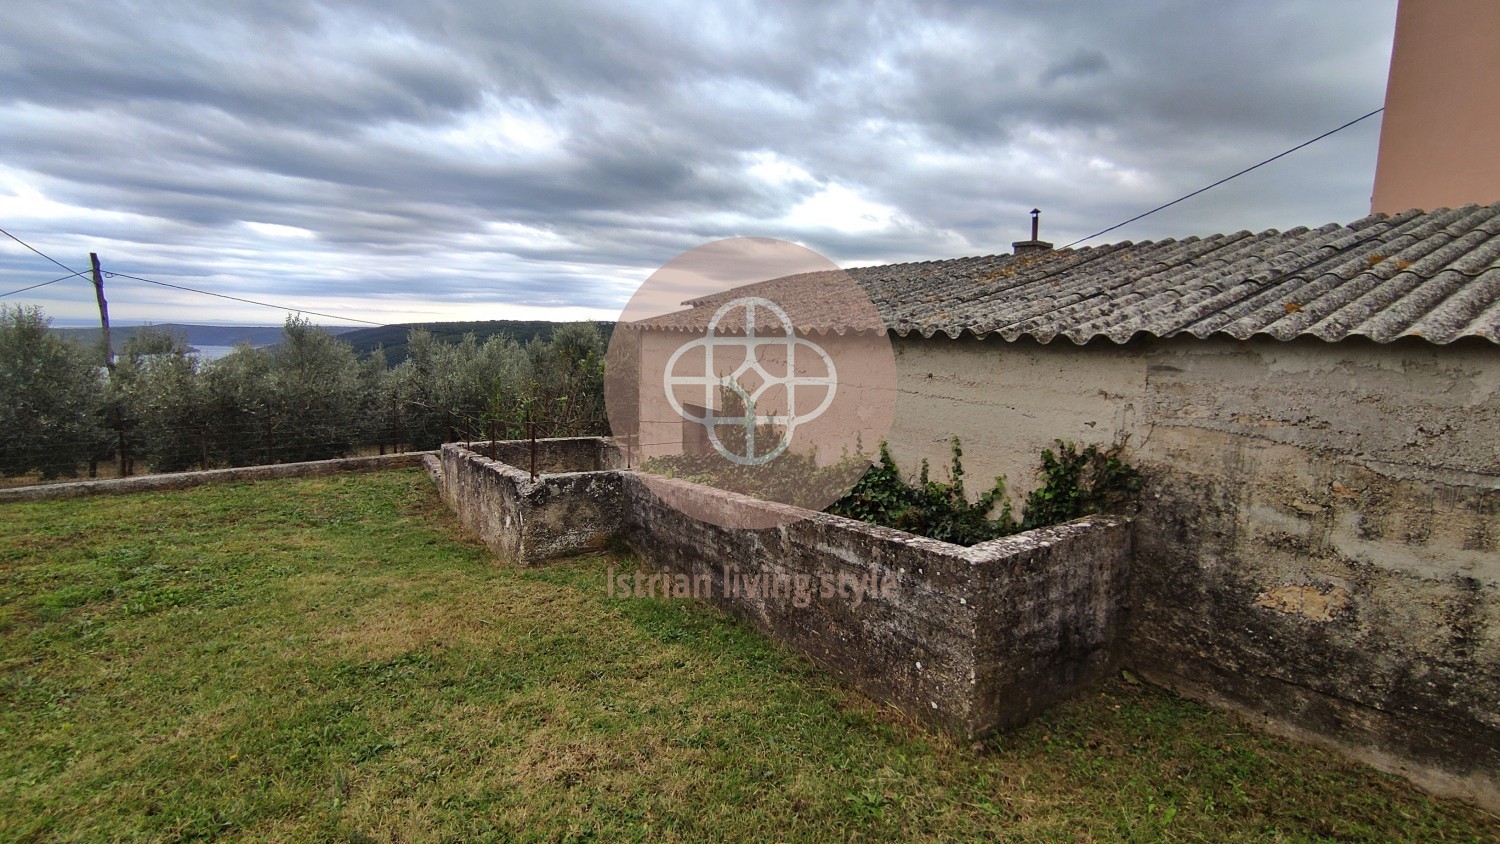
[644,432,1142,547]
[1018,440,1142,531]
[827,437,1141,545]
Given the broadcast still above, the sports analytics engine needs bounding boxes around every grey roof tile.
[849,202,1500,345]
[638,203,1500,345]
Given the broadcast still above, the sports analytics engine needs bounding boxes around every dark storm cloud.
[0,0,1396,325]
[1040,50,1111,86]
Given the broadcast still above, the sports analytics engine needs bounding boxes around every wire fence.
[1,414,610,487]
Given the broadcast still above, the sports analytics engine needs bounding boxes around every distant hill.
[339,320,615,365]
[53,320,613,365]
[55,323,358,353]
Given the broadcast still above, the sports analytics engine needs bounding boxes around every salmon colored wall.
[1372,0,1500,213]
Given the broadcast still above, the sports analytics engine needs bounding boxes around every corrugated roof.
[642,203,1500,345]
[645,270,885,335]
[855,203,1500,345]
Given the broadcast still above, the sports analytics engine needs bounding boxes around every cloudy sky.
[0,0,1397,327]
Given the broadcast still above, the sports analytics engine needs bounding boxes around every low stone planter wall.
[479,436,627,475]
[438,440,627,566]
[439,437,1132,738]
[620,473,1130,738]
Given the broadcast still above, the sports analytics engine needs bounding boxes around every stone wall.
[620,473,1132,738]
[886,333,1146,500]
[438,442,626,566]
[0,452,432,503]
[438,438,1133,739]
[478,436,627,475]
[889,333,1499,807]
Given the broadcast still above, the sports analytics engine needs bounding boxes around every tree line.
[0,305,607,480]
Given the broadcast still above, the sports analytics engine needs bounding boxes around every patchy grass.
[0,470,1494,842]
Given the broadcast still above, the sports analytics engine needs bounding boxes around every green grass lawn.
[0,470,1494,842]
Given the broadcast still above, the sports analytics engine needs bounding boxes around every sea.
[190,345,241,361]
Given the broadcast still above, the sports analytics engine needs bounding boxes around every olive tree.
[0,305,106,478]
[266,316,363,461]
[200,316,363,465]
[114,327,209,472]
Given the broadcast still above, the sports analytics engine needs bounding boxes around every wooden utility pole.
[89,253,114,373]
[90,253,129,476]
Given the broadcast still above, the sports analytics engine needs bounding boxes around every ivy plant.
[828,437,1140,545]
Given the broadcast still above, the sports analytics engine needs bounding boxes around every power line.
[0,225,91,298]
[0,224,83,276]
[0,223,384,325]
[1,269,91,298]
[1062,107,1386,249]
[105,270,386,327]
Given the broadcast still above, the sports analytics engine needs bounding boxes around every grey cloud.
[0,0,1399,326]
[1041,50,1110,86]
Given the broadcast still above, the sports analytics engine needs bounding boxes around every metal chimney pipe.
[1012,208,1054,256]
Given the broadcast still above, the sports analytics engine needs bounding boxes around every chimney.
[1371,0,1500,213]
[1012,208,1053,255]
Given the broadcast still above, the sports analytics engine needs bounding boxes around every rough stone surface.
[438,441,626,566]
[479,437,627,475]
[438,439,1132,740]
[438,443,1128,740]
[0,452,432,503]
[888,332,1499,809]
[420,453,443,485]
[1254,584,1353,622]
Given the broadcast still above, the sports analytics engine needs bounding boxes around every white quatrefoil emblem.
[663,296,837,465]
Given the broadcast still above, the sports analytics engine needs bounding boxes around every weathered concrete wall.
[438,436,1133,738]
[475,436,627,475]
[0,452,432,503]
[892,333,1499,807]
[620,472,1131,738]
[438,443,626,566]
[888,333,1146,501]
[1132,337,1498,809]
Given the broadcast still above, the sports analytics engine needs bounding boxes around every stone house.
[446,203,1497,811]
[590,201,1497,806]
[838,201,1498,807]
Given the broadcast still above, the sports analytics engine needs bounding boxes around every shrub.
[828,437,1141,545]
[644,434,1141,546]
